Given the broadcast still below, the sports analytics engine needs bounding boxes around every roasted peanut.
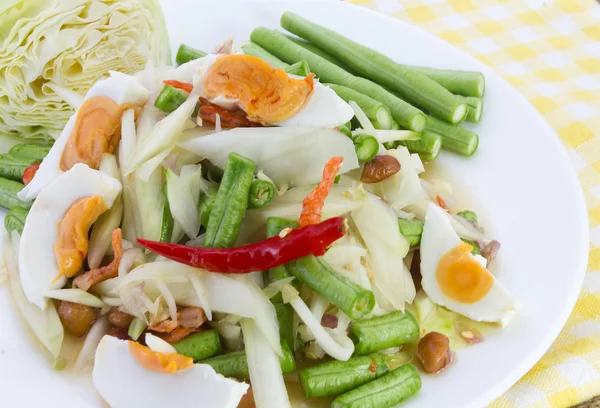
[107,309,134,328]
[417,331,452,374]
[360,155,401,184]
[58,301,96,337]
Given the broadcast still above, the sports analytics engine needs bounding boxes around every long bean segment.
[250,28,426,132]
[155,85,188,114]
[198,184,218,229]
[4,206,28,235]
[405,66,485,98]
[351,134,379,163]
[299,354,390,397]
[8,144,51,161]
[281,12,467,124]
[332,363,422,408]
[457,210,479,226]
[283,34,351,70]
[172,330,221,362]
[350,311,419,355]
[248,179,276,208]
[397,131,442,162]
[274,302,295,349]
[0,177,31,210]
[204,153,256,248]
[176,44,207,65]
[397,219,424,247]
[0,154,38,182]
[459,96,484,123]
[287,255,375,320]
[426,115,479,156]
[241,42,290,69]
[326,84,393,129]
[202,340,296,379]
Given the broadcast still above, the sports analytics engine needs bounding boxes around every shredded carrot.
[163,80,193,93]
[298,156,343,228]
[436,195,448,210]
[73,228,123,291]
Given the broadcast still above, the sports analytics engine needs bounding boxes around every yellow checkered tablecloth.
[347,0,600,407]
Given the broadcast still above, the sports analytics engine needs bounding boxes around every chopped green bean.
[287,255,375,320]
[283,34,351,70]
[406,66,485,98]
[274,302,295,349]
[248,179,276,208]
[350,311,419,355]
[426,115,478,156]
[398,219,424,247]
[389,121,400,130]
[176,44,207,66]
[457,210,479,226]
[172,330,221,362]
[241,42,289,69]
[154,85,188,114]
[198,184,218,229]
[202,340,295,379]
[4,206,28,235]
[326,84,393,129]
[352,134,379,163]
[8,144,50,161]
[204,153,256,248]
[0,154,38,181]
[332,363,422,408]
[339,121,352,137]
[285,60,311,76]
[299,354,390,398]
[462,239,481,255]
[459,96,483,122]
[0,177,31,211]
[398,131,442,162]
[265,217,299,298]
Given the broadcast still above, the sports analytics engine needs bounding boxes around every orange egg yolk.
[60,96,139,171]
[203,54,315,123]
[53,196,107,278]
[436,242,493,304]
[128,341,193,374]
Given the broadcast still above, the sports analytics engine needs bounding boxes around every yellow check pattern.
[347,0,600,407]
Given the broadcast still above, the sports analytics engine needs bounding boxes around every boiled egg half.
[420,203,519,326]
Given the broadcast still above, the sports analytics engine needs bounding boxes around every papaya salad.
[0,12,519,408]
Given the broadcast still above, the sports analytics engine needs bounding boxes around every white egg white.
[19,164,122,309]
[420,203,519,326]
[18,72,149,202]
[93,336,249,408]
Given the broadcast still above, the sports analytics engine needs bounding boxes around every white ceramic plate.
[0,1,589,407]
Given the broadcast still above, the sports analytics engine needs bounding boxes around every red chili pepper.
[22,162,41,185]
[163,80,193,93]
[137,217,346,274]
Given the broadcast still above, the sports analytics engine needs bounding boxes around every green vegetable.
[339,122,352,137]
[405,66,485,98]
[0,0,170,144]
[8,144,51,161]
[299,354,390,398]
[327,84,393,129]
[204,153,256,248]
[426,115,479,156]
[285,60,311,77]
[248,179,276,209]
[457,210,479,226]
[250,28,426,132]
[0,154,38,181]
[283,34,351,70]
[287,255,375,320]
[462,239,481,256]
[175,44,207,65]
[4,207,29,235]
[274,302,295,349]
[160,185,174,243]
[202,341,295,379]
[458,96,484,122]
[172,330,221,362]
[265,217,299,301]
[281,12,468,124]
[154,85,189,114]
[197,184,218,229]
[0,177,31,211]
[332,363,422,408]
[397,219,424,247]
[241,43,289,69]
[352,134,379,163]
[350,311,419,355]
[389,121,400,130]
[127,317,147,341]
[398,131,442,162]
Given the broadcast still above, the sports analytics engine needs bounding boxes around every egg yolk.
[203,54,315,123]
[436,242,493,304]
[54,196,107,278]
[128,341,193,374]
[60,96,139,171]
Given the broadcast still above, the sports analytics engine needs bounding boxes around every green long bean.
[241,42,290,69]
[0,177,31,211]
[8,144,50,161]
[350,311,419,355]
[283,34,351,70]
[281,12,468,124]
[397,131,442,162]
[204,153,255,248]
[4,206,28,235]
[351,134,379,163]
[0,154,38,181]
[326,83,393,129]
[299,354,390,398]
[202,340,295,379]
[172,330,221,362]
[459,96,484,122]
[426,115,479,156]
[287,255,375,320]
[457,209,479,226]
[250,28,426,132]
[332,364,422,408]
[198,184,218,229]
[274,302,295,350]
[248,179,276,208]
[397,219,424,247]
[176,44,207,66]
[285,60,311,76]
[406,66,485,98]
[155,85,188,114]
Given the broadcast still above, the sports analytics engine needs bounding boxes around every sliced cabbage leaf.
[0,0,170,144]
